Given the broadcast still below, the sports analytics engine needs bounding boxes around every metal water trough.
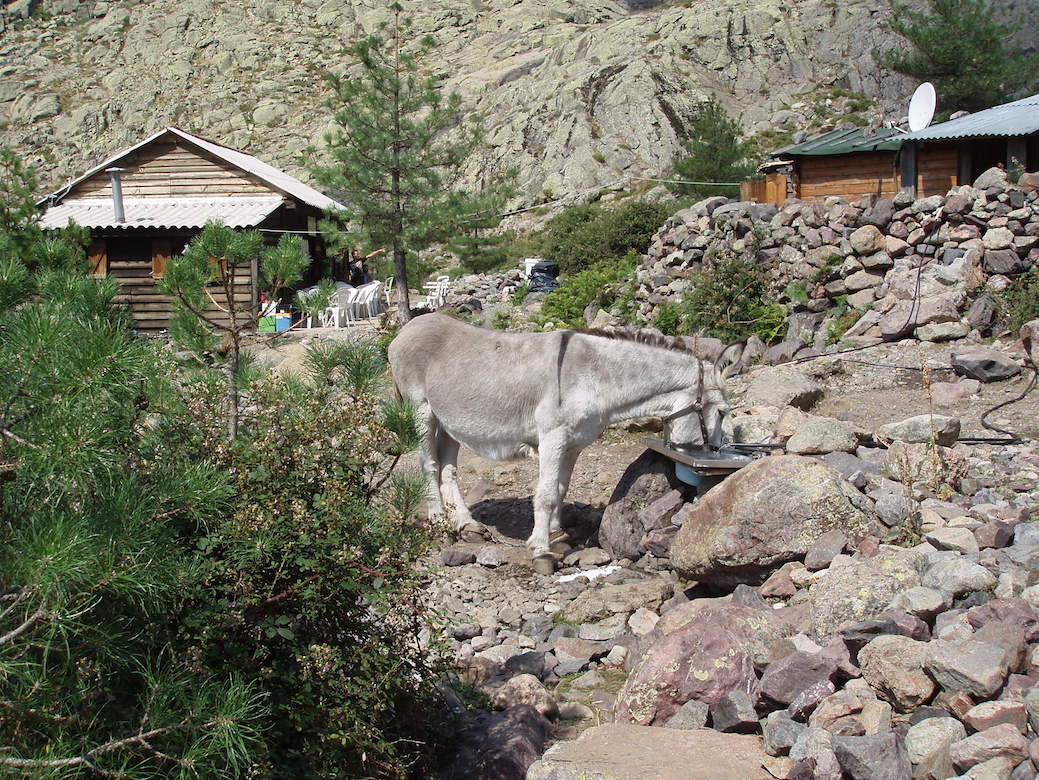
[641,437,778,487]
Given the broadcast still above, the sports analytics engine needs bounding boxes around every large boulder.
[858,635,935,712]
[670,455,879,587]
[526,724,772,780]
[615,604,767,725]
[743,366,823,410]
[599,450,685,561]
[808,546,924,641]
[951,347,1022,382]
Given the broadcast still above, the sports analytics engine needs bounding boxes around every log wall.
[104,236,255,332]
[916,143,960,197]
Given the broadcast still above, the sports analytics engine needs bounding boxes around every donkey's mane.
[580,326,698,356]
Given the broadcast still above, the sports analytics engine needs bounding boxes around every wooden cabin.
[767,128,903,203]
[39,127,345,332]
[899,93,1039,197]
[762,94,1039,204]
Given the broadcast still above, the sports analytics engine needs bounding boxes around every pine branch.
[0,718,224,774]
[0,608,47,647]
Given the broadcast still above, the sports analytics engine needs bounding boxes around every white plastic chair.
[420,276,450,309]
[383,276,395,308]
[323,285,358,328]
[351,281,384,320]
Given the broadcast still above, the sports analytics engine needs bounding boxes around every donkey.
[388,314,738,573]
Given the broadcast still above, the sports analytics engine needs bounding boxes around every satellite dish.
[908,82,937,132]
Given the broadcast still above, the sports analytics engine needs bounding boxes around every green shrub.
[493,309,512,329]
[511,281,529,306]
[679,254,786,343]
[825,295,862,344]
[996,267,1039,333]
[784,280,809,306]
[534,199,672,275]
[158,342,447,777]
[653,300,682,336]
[810,254,843,283]
[541,253,638,328]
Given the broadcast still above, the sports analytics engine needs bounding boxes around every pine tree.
[668,98,757,201]
[311,3,508,322]
[0,150,264,777]
[160,221,309,440]
[876,0,1039,114]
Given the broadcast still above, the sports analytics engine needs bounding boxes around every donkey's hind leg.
[417,402,446,523]
[438,432,489,542]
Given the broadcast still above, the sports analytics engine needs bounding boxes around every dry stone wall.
[636,168,1039,357]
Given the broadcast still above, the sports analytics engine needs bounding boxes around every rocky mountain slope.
[2,0,921,205]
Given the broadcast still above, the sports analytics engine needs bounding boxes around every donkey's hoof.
[531,554,558,575]
[458,522,490,543]
[548,530,573,555]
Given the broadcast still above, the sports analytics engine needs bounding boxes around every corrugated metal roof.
[771,127,904,158]
[902,93,1039,141]
[40,126,345,212]
[40,196,284,230]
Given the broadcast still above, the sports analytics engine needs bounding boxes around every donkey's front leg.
[528,435,575,574]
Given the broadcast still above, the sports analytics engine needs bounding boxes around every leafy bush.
[784,280,809,307]
[541,253,638,328]
[159,348,444,776]
[826,294,863,344]
[535,199,672,275]
[996,267,1039,333]
[678,254,786,343]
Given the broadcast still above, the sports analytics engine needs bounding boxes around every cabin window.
[87,240,107,277]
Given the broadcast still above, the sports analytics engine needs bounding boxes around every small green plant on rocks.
[678,253,786,344]
[653,299,682,336]
[996,266,1039,334]
[511,281,529,306]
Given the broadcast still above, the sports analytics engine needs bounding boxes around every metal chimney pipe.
[107,167,125,223]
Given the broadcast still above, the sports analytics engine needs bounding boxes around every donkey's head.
[663,343,740,452]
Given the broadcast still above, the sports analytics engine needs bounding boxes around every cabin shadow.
[470,497,602,548]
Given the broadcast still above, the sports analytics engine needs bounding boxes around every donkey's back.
[389,313,558,413]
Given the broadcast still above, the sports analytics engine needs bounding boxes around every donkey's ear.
[716,341,744,379]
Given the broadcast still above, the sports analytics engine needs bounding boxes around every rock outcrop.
[3,0,923,204]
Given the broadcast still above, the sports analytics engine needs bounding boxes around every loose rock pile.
[635,168,1039,359]
[441,269,526,313]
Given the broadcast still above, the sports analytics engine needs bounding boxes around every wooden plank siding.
[916,143,959,198]
[105,238,256,332]
[71,141,272,200]
[795,152,899,201]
